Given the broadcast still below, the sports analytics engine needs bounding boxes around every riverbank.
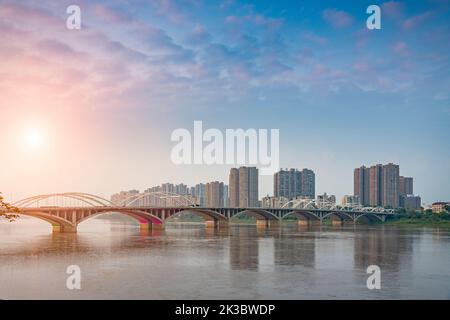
[383,218,450,226]
[383,212,450,226]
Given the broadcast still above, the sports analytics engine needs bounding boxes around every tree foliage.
[0,193,19,221]
[388,209,450,223]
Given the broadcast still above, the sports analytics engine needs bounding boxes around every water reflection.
[353,226,413,273]
[229,227,259,271]
[274,228,316,268]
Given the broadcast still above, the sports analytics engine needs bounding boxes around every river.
[1,215,449,299]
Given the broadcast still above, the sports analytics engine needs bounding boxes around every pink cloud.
[302,31,328,45]
[403,11,433,29]
[353,62,369,72]
[392,41,410,55]
[322,9,353,28]
[225,14,283,30]
[149,0,190,25]
[381,1,404,18]
[0,3,62,29]
[93,4,133,24]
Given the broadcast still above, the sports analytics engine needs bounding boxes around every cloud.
[0,0,447,113]
[149,0,192,25]
[322,9,353,28]
[135,23,195,63]
[0,2,62,29]
[93,4,133,24]
[392,41,410,55]
[403,11,433,29]
[186,25,212,46]
[302,31,328,45]
[381,1,404,18]
[225,14,283,30]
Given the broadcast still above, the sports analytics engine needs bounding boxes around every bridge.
[3,192,396,233]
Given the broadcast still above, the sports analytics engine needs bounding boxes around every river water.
[0,215,449,299]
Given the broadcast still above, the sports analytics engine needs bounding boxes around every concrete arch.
[322,211,355,221]
[76,209,164,226]
[354,213,384,223]
[282,211,321,221]
[18,211,76,232]
[231,209,280,221]
[173,209,228,222]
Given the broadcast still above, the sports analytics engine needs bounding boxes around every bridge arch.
[76,209,164,226]
[354,213,385,223]
[282,211,321,221]
[231,209,280,221]
[322,211,355,221]
[17,211,76,232]
[165,208,228,222]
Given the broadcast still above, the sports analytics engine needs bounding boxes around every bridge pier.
[331,217,343,226]
[140,223,164,231]
[268,219,280,227]
[256,219,268,228]
[205,220,229,229]
[297,219,322,227]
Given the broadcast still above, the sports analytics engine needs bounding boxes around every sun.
[25,129,44,149]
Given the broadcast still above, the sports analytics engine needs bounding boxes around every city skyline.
[107,163,416,210]
[0,0,449,205]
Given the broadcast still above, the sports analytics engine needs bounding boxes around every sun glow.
[24,129,44,149]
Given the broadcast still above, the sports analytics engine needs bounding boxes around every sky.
[0,0,449,205]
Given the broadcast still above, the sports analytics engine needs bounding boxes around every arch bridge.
[2,192,395,233]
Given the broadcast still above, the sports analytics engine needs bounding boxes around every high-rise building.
[274,168,315,200]
[239,167,259,207]
[175,183,188,195]
[274,169,301,200]
[369,164,383,206]
[382,163,400,208]
[111,190,139,206]
[399,176,413,196]
[205,181,225,207]
[355,162,409,209]
[161,183,175,194]
[192,183,206,206]
[229,168,239,207]
[229,167,259,207]
[300,169,315,199]
[223,185,229,207]
[354,166,370,206]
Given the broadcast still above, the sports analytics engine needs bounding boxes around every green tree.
[0,193,19,221]
[445,204,450,213]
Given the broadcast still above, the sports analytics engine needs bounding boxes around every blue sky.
[0,0,449,204]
